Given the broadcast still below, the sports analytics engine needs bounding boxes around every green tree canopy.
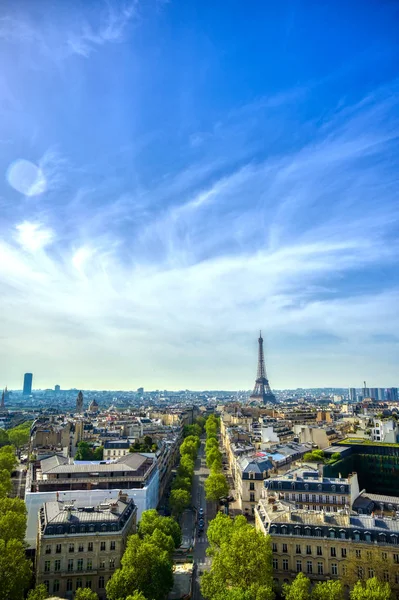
[27,584,49,600]
[138,509,182,548]
[0,469,12,497]
[207,513,247,551]
[169,488,190,517]
[178,455,195,478]
[0,497,27,543]
[75,442,103,461]
[0,429,9,447]
[311,580,344,600]
[0,446,18,473]
[74,588,99,600]
[180,439,199,461]
[184,424,202,438]
[205,472,229,502]
[206,437,219,451]
[125,592,147,600]
[0,538,32,600]
[106,534,173,600]
[172,475,192,493]
[282,573,311,600]
[349,578,392,600]
[206,448,223,471]
[201,515,273,600]
[330,452,341,462]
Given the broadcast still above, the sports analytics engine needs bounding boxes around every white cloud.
[15,221,54,252]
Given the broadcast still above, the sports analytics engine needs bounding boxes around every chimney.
[118,490,128,503]
[110,502,119,514]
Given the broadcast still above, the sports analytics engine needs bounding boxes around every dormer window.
[331,485,336,492]
[340,486,345,492]
[304,484,309,490]
[318,484,322,490]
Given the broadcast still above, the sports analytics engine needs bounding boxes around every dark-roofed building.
[236,455,274,514]
[103,439,131,459]
[36,492,137,600]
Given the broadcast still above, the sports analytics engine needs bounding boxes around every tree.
[138,509,182,548]
[172,475,192,492]
[179,455,195,478]
[106,534,173,600]
[144,435,153,447]
[206,438,219,452]
[0,446,17,473]
[148,528,175,555]
[207,513,247,550]
[201,516,273,600]
[330,453,341,462]
[184,424,202,438]
[206,448,223,471]
[0,469,12,497]
[0,497,27,543]
[282,573,311,600]
[8,429,29,449]
[350,578,392,600]
[0,429,9,447]
[0,538,32,600]
[27,585,49,600]
[74,588,99,600]
[311,580,344,600]
[170,488,190,517]
[180,439,199,461]
[126,593,147,600]
[205,472,229,502]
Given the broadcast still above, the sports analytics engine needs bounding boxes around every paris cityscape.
[1,1,399,600]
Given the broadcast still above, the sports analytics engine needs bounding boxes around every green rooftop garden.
[338,438,399,448]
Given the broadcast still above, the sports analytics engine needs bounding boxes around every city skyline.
[0,1,398,390]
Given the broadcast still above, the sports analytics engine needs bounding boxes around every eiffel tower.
[250,331,276,404]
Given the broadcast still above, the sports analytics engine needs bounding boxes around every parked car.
[199,507,204,516]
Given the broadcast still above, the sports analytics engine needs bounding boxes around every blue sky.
[0,0,398,391]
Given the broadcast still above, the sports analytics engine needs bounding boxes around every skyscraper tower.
[1,389,5,410]
[76,391,84,413]
[250,331,276,404]
[23,373,33,396]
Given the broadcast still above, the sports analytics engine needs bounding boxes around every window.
[331,563,338,576]
[250,482,255,491]
[86,580,92,589]
[296,545,301,554]
[357,567,364,579]
[306,545,312,555]
[56,544,61,554]
[67,579,73,592]
[45,545,51,554]
[78,543,84,552]
[340,531,345,539]
[44,561,50,573]
[332,496,337,504]
[77,559,83,571]
[315,529,322,537]
[368,569,374,578]
[109,559,115,569]
[354,532,360,541]
[383,572,389,582]
[396,574,399,585]
[99,560,106,570]
[283,559,288,571]
[394,554,399,564]
[330,548,336,557]
[53,580,60,593]
[110,541,116,551]
[382,552,387,560]
[342,565,347,576]
[273,559,278,570]
[331,485,336,492]
[317,562,323,575]
[54,560,61,572]
[88,542,93,552]
[68,559,74,572]
[250,493,255,502]
[69,543,74,553]
[341,548,347,558]
[100,541,106,551]
[99,576,105,589]
[329,530,335,538]
[296,560,302,573]
[307,561,312,574]
[355,550,361,559]
[326,495,330,503]
[272,543,277,552]
[44,581,50,593]
[76,578,82,589]
[317,546,322,556]
[87,560,92,571]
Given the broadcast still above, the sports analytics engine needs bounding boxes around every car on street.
[199,507,204,516]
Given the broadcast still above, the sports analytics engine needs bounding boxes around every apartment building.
[293,425,341,449]
[255,498,399,593]
[103,440,131,459]
[236,455,273,515]
[36,492,137,600]
[262,468,360,512]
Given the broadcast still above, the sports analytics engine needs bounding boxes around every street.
[192,438,214,600]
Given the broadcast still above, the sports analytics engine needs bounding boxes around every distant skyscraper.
[76,391,84,413]
[349,388,357,402]
[387,388,398,402]
[250,331,276,404]
[23,373,33,396]
[1,389,4,409]
[370,388,378,400]
[55,384,60,392]
[378,388,386,401]
[137,387,144,395]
